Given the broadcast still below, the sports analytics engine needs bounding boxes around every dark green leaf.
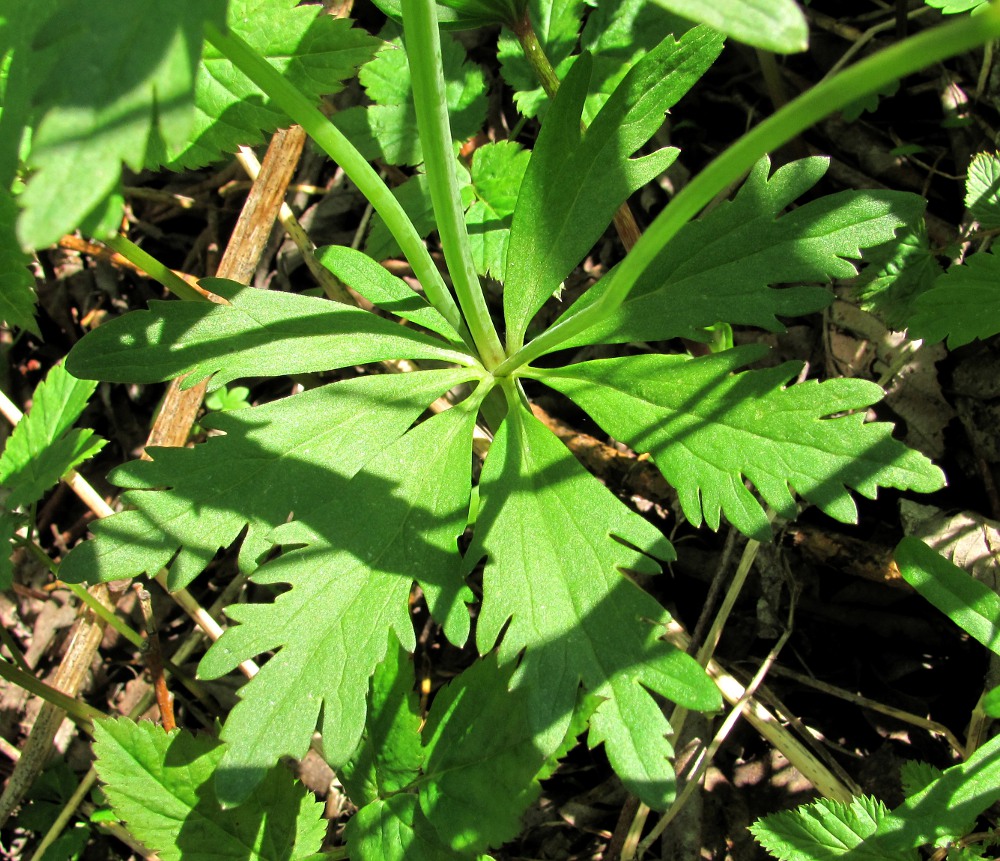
[467,403,720,810]
[907,250,1000,347]
[537,347,945,541]
[92,718,325,861]
[65,280,475,392]
[59,369,476,590]
[346,795,463,861]
[503,26,724,348]
[0,189,38,334]
[966,152,1000,228]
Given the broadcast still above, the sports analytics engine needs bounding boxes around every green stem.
[400,0,507,370]
[0,657,103,726]
[512,9,561,99]
[203,22,471,348]
[104,234,205,302]
[494,4,1000,376]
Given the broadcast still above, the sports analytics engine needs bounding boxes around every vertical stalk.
[400,0,507,370]
[203,22,471,347]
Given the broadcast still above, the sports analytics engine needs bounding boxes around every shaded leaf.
[503,26,724,348]
[0,189,38,334]
[467,403,720,810]
[92,718,325,861]
[65,280,474,392]
[907,250,1000,347]
[0,363,105,511]
[560,156,926,348]
[200,400,479,805]
[465,141,531,279]
[346,795,462,861]
[537,346,945,541]
[60,369,476,590]
[0,509,22,591]
[966,152,1000,228]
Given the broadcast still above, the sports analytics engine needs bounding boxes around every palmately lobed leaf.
[65,279,475,392]
[558,156,927,349]
[535,345,945,541]
[199,399,481,806]
[92,718,326,861]
[467,403,720,810]
[59,369,476,590]
[503,25,724,349]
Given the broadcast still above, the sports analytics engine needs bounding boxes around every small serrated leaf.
[92,718,325,861]
[467,403,720,810]
[537,347,945,541]
[65,280,473,392]
[966,153,1000,228]
[907,250,1000,347]
[0,189,38,334]
[465,141,530,279]
[0,363,105,511]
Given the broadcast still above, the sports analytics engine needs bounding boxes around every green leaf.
[0,508,20,590]
[497,0,586,119]
[906,250,1000,347]
[16,0,227,250]
[340,643,423,807]
[65,280,475,392]
[467,402,721,810]
[0,363,105,511]
[465,141,530,280]
[92,717,325,861]
[419,655,545,854]
[503,26,724,348]
[648,0,809,53]
[984,685,1000,718]
[200,399,480,805]
[0,188,38,334]
[59,369,476,590]
[924,0,989,13]
[346,795,463,861]
[536,346,946,542]
[966,152,1000,228]
[332,27,486,167]
[559,156,926,348]
[854,221,942,331]
[899,760,942,797]
[316,245,463,344]
[152,0,380,171]
[895,537,1000,656]
[750,795,912,861]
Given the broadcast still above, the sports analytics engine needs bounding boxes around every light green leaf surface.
[346,795,462,861]
[59,369,475,590]
[65,280,474,392]
[967,152,1000,228]
[467,403,720,810]
[155,0,379,171]
[907,250,1000,347]
[332,27,486,166]
[899,760,942,798]
[854,221,941,331]
[16,0,226,250]
[895,536,1000,656]
[0,189,37,334]
[503,26,724,348]
[0,363,105,511]
[536,346,945,541]
[316,245,462,344]
[751,796,910,861]
[465,141,531,280]
[200,401,479,805]
[559,157,926,348]
[497,0,586,118]
[92,718,325,861]
[924,0,989,13]
[648,0,808,53]
[420,655,544,853]
[340,644,423,807]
